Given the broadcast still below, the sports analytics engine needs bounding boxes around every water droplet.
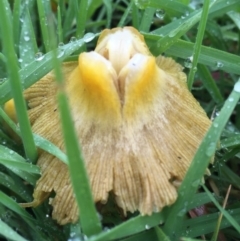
[177,208,187,217]
[206,142,216,157]
[216,61,224,68]
[70,36,77,42]
[145,224,150,230]
[58,42,64,47]
[184,57,193,68]
[35,52,44,61]
[24,36,30,41]
[213,123,218,128]
[155,9,165,19]
[18,58,23,63]
[83,33,95,43]
[228,97,234,102]
[169,30,177,38]
[234,81,240,93]
[192,179,200,187]
[0,78,7,85]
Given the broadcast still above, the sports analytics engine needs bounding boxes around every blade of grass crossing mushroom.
[51,49,102,236]
[187,0,211,90]
[164,79,240,239]
[0,2,37,163]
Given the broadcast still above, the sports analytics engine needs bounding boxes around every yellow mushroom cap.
[7,27,211,225]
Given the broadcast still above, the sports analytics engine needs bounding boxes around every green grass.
[0,0,240,240]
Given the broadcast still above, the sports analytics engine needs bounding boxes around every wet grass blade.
[139,7,155,32]
[0,37,87,104]
[187,0,210,89]
[76,0,88,38]
[164,80,240,239]
[88,212,164,241]
[0,219,28,241]
[198,64,224,104]
[0,106,68,165]
[52,48,102,236]
[0,1,37,163]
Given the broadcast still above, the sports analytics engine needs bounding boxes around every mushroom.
[5,27,211,225]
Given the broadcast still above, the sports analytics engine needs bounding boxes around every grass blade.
[203,185,240,233]
[19,9,38,67]
[52,48,101,236]
[0,219,28,241]
[0,37,87,104]
[0,2,37,163]
[164,79,240,239]
[37,0,51,52]
[0,107,68,165]
[198,64,224,104]
[76,0,88,38]
[139,7,155,32]
[187,0,211,89]
[88,213,164,241]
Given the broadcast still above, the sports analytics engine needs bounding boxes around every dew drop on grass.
[177,208,187,217]
[58,42,64,47]
[83,32,95,43]
[24,35,30,41]
[205,142,216,157]
[228,97,234,102]
[216,61,224,68]
[168,30,177,38]
[35,52,44,61]
[0,78,7,85]
[192,179,200,187]
[155,9,165,19]
[145,224,150,230]
[70,36,77,42]
[234,81,240,93]
[213,123,218,128]
[184,57,193,68]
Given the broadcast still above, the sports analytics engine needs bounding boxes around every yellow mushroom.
[5,27,211,225]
